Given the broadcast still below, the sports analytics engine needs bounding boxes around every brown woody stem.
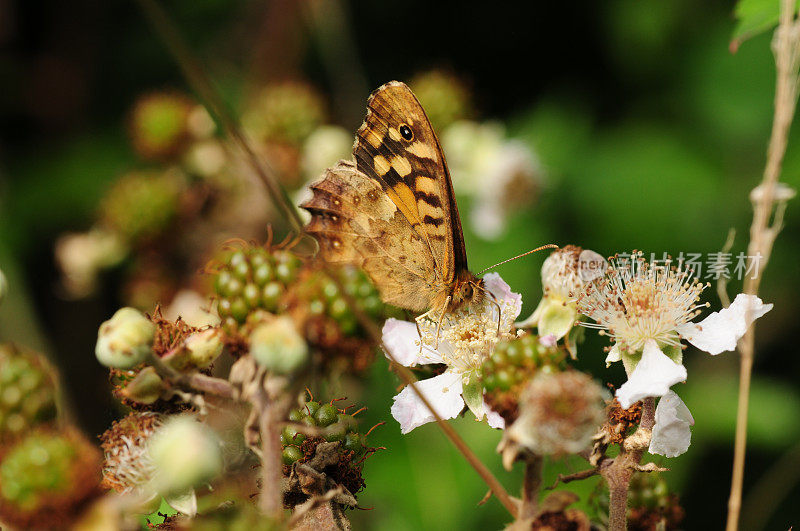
[520,453,544,519]
[604,397,656,531]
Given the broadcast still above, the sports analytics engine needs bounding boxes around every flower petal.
[483,272,523,321]
[616,339,687,409]
[605,344,622,367]
[676,293,773,355]
[537,299,578,340]
[649,391,694,458]
[382,318,443,366]
[539,334,557,347]
[484,399,506,429]
[390,372,464,434]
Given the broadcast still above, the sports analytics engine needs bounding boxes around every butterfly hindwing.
[303,160,439,312]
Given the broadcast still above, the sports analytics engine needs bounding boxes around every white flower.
[649,391,694,458]
[577,252,773,456]
[517,246,606,341]
[382,273,521,433]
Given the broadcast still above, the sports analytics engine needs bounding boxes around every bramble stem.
[727,1,800,528]
[520,454,544,519]
[605,397,655,531]
[257,391,284,518]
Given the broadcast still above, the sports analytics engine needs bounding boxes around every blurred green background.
[1,0,799,529]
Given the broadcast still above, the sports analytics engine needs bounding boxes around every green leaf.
[731,0,799,51]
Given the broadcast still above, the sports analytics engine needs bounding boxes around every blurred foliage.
[2,0,800,529]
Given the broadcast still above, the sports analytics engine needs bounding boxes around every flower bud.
[147,415,222,494]
[95,308,156,369]
[184,328,224,369]
[119,367,163,405]
[249,316,308,374]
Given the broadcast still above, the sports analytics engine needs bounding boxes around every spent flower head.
[499,371,608,465]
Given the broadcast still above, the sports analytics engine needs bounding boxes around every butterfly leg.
[415,309,435,355]
[433,296,451,349]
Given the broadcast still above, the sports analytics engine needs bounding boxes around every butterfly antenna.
[477,244,559,276]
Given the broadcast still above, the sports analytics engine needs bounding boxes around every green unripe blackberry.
[282,446,304,465]
[313,404,338,427]
[243,82,327,146]
[304,401,320,417]
[0,429,101,529]
[99,170,181,243]
[212,245,304,327]
[281,425,306,446]
[342,432,364,455]
[0,344,59,440]
[482,333,569,424]
[129,92,193,160]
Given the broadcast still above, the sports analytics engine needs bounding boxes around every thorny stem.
[604,397,655,531]
[520,454,544,519]
[728,1,799,528]
[136,0,518,519]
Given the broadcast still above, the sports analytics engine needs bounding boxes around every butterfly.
[301,81,487,325]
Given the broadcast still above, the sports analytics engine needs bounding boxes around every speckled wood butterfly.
[301,81,484,322]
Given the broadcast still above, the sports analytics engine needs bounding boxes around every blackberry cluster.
[281,399,376,507]
[482,333,568,423]
[281,401,367,464]
[212,243,392,371]
[0,429,101,529]
[214,247,302,329]
[0,344,59,441]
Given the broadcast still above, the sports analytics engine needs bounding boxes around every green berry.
[229,251,247,270]
[253,263,274,286]
[342,432,363,454]
[309,299,325,316]
[215,270,234,297]
[218,298,232,318]
[233,260,250,280]
[361,295,382,317]
[328,298,348,320]
[243,284,261,308]
[281,425,306,445]
[288,409,304,422]
[262,282,283,312]
[495,369,513,391]
[229,298,249,323]
[314,404,338,427]
[282,446,303,465]
[322,281,339,300]
[304,401,320,418]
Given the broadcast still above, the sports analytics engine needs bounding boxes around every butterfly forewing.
[353,81,469,284]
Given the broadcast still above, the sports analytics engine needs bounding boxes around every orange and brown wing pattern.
[302,160,440,312]
[353,81,469,285]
